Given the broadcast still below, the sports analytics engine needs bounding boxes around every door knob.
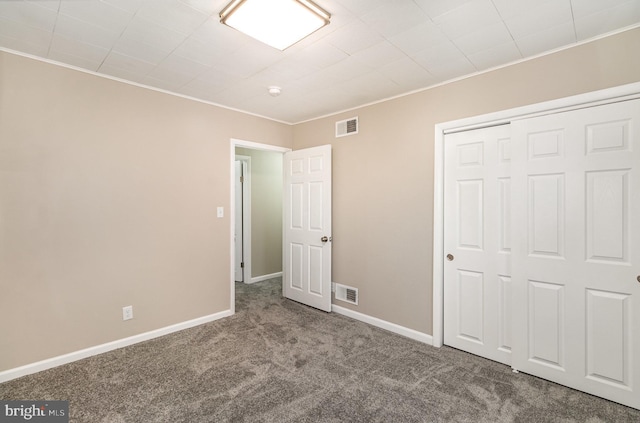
[637,275,640,283]
[321,236,329,243]
[446,254,454,261]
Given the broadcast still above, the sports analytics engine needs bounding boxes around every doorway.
[229,139,334,315]
[229,139,289,314]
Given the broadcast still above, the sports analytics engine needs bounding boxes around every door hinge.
[240,176,244,183]
[240,262,244,268]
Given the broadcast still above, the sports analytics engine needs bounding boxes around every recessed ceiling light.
[220,0,330,51]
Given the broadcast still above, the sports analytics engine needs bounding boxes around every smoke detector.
[268,86,281,97]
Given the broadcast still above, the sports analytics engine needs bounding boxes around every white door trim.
[432,81,640,348]
[229,139,290,314]
[235,155,251,283]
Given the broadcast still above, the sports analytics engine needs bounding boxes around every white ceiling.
[1,0,639,123]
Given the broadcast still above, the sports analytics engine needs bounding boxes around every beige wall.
[0,51,292,371]
[2,27,640,373]
[292,27,640,335]
[235,148,283,278]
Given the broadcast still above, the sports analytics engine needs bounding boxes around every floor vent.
[336,116,358,137]
[335,283,358,305]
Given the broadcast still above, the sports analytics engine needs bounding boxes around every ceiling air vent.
[335,283,358,305]
[336,116,358,138]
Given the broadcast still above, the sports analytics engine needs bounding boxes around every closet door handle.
[447,254,454,261]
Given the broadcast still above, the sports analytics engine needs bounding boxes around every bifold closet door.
[510,99,640,409]
[443,124,512,366]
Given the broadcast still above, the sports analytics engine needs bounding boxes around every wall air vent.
[335,116,358,138]
[335,283,358,305]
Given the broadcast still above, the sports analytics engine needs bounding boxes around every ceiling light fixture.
[220,0,330,51]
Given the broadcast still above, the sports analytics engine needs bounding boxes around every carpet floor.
[1,277,639,422]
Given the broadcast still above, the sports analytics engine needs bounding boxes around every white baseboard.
[332,305,433,345]
[0,309,233,384]
[0,303,432,383]
[248,272,282,284]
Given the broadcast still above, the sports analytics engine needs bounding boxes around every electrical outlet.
[122,305,133,321]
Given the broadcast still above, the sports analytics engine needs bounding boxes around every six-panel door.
[510,99,640,409]
[444,125,513,366]
[283,145,332,312]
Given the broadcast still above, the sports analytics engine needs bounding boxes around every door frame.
[235,155,251,283]
[432,81,640,348]
[229,138,290,314]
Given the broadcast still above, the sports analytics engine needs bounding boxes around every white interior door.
[234,160,244,282]
[444,125,512,365]
[511,99,640,409]
[283,145,332,312]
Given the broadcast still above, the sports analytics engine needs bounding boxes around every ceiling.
[1,0,639,124]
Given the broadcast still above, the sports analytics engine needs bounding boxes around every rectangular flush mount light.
[220,0,330,50]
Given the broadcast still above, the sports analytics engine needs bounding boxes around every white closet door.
[444,124,512,365]
[511,99,640,409]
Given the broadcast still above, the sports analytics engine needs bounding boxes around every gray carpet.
[2,277,639,422]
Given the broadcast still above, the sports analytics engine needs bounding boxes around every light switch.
[217,207,224,218]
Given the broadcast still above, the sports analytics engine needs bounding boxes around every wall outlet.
[122,305,133,321]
